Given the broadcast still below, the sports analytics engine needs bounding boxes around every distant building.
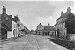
[0,6,12,39]
[55,7,74,39]
[36,23,56,37]
[12,15,30,36]
[15,21,25,36]
[30,29,36,35]
[43,24,56,37]
[35,23,44,35]
[23,26,30,35]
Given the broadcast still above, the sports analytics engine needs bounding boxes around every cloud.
[0,1,74,30]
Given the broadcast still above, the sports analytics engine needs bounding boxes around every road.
[0,35,69,50]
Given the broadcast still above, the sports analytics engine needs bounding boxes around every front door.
[1,28,7,39]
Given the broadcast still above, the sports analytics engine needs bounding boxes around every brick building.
[0,6,12,39]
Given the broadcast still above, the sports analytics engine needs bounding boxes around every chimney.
[2,6,6,14]
[48,23,50,26]
[67,7,71,13]
[40,23,41,25]
[61,11,63,16]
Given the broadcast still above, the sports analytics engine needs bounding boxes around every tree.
[65,13,75,34]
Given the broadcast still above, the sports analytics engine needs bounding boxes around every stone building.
[36,23,56,37]
[17,21,25,36]
[0,6,12,39]
[35,23,44,35]
[43,24,56,37]
[55,7,74,39]
[30,29,36,35]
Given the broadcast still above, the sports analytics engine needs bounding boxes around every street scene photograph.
[0,0,75,50]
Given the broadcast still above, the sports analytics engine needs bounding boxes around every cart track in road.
[26,35,40,50]
[1,35,69,50]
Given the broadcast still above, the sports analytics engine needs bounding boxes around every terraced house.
[0,6,12,39]
[36,23,56,37]
[35,23,44,35]
[55,7,75,40]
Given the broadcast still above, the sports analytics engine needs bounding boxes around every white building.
[7,20,25,38]
[36,23,44,35]
[7,21,16,38]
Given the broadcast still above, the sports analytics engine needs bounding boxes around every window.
[17,24,20,27]
[5,17,9,20]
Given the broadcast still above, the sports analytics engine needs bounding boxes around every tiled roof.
[56,10,73,20]
[44,26,56,31]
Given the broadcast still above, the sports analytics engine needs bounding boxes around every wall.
[0,15,1,39]
[70,34,75,42]
[37,25,44,30]
[7,21,17,38]
[7,31,14,38]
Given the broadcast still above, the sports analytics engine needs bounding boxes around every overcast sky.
[0,1,74,30]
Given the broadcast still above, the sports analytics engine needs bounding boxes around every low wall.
[7,31,14,38]
[70,34,75,42]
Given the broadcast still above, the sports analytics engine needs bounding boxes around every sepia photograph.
[0,0,75,50]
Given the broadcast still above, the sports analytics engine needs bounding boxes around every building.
[35,23,44,35]
[7,21,16,38]
[43,24,56,37]
[23,26,30,35]
[12,15,20,37]
[12,15,30,36]
[0,6,12,39]
[55,7,74,39]
[13,20,25,37]
[36,23,56,37]
[30,29,36,35]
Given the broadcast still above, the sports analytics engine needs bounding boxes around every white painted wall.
[7,31,14,38]
[7,21,17,38]
[70,34,75,42]
[7,21,25,38]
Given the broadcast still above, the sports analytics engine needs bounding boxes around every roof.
[35,29,43,31]
[57,7,72,21]
[44,26,56,31]
[57,12,68,21]
[56,12,75,24]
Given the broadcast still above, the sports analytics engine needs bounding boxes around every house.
[43,24,56,37]
[0,6,12,39]
[55,7,75,40]
[35,23,44,35]
[30,29,36,35]
[7,21,16,38]
[36,23,56,37]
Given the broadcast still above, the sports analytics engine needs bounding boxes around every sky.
[0,1,74,30]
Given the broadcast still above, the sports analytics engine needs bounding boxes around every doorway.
[1,28,7,39]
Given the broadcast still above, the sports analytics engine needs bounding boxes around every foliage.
[65,13,75,34]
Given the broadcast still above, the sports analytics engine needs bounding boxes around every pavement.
[0,35,69,50]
